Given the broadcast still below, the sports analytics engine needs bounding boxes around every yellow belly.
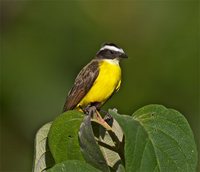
[78,60,121,108]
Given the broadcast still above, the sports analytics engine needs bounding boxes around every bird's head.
[96,43,128,61]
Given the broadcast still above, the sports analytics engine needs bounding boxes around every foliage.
[33,105,197,172]
[3,2,199,171]
[33,122,54,172]
[47,160,101,172]
[48,111,84,163]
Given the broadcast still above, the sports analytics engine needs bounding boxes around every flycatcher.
[63,43,128,113]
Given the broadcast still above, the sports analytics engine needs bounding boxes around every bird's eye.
[110,50,114,54]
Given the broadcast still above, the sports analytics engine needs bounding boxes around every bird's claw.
[83,106,113,131]
[84,105,97,117]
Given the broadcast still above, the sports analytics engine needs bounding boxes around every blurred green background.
[1,0,199,171]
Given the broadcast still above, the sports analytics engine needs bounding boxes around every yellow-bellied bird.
[63,43,128,114]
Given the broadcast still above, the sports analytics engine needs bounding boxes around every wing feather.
[63,59,99,111]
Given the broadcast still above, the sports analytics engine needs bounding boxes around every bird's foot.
[83,105,113,131]
[84,105,97,117]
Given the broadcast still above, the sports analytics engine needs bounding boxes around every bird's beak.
[119,53,128,59]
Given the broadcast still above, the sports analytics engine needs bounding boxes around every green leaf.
[116,164,125,172]
[98,117,124,170]
[110,104,198,172]
[48,110,84,163]
[47,160,101,172]
[78,115,110,172]
[33,122,55,172]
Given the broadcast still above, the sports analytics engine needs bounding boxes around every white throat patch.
[100,45,124,54]
[104,59,119,65]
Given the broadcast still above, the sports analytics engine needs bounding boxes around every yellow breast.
[78,59,121,108]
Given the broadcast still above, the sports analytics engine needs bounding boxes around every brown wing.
[63,59,99,112]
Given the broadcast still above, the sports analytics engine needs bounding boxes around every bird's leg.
[83,105,113,131]
[83,105,97,117]
[84,105,105,122]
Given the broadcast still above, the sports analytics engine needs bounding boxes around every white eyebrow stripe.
[100,45,124,53]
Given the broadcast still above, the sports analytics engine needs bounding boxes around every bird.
[63,43,128,115]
